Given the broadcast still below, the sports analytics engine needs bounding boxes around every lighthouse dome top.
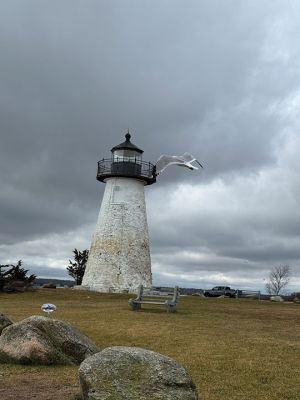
[111,132,144,154]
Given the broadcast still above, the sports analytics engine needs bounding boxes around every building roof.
[111,132,144,154]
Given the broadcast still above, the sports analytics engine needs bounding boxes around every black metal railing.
[97,158,156,184]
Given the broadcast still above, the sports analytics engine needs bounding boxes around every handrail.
[96,158,156,185]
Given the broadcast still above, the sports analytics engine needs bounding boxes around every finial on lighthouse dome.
[125,130,131,141]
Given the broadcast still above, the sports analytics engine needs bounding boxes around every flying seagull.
[155,152,203,175]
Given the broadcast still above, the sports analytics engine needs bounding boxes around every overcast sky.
[1,1,300,292]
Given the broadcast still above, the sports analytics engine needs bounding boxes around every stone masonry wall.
[81,177,152,293]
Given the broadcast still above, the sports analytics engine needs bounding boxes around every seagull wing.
[155,153,203,174]
[182,152,204,168]
[155,154,187,174]
[195,159,204,168]
[181,152,195,162]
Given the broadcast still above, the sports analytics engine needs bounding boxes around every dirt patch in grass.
[0,365,80,400]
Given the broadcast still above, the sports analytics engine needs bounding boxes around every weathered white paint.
[81,177,152,293]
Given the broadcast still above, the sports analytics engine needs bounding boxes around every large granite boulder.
[0,315,99,365]
[0,314,13,334]
[79,346,199,400]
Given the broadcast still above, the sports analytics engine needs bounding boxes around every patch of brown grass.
[1,289,300,399]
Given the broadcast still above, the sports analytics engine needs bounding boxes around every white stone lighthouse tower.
[81,133,156,293]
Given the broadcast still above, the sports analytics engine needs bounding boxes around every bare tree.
[265,265,291,295]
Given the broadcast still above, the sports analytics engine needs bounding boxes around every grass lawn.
[0,289,299,399]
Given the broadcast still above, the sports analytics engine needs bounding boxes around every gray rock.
[79,346,199,400]
[293,296,300,304]
[0,314,13,334]
[0,315,99,365]
[42,283,57,289]
[270,295,284,302]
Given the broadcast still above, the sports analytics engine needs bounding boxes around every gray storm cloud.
[0,1,300,291]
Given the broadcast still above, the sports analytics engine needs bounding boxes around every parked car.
[204,286,236,298]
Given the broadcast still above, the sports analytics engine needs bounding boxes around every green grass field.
[1,289,299,399]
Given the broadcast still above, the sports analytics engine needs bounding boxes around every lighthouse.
[81,133,156,293]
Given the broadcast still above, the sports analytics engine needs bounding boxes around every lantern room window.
[113,149,142,163]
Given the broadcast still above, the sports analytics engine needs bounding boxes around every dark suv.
[204,286,236,298]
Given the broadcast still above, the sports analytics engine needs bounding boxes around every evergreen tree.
[0,260,36,291]
[0,264,12,291]
[67,249,89,285]
[7,260,36,283]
